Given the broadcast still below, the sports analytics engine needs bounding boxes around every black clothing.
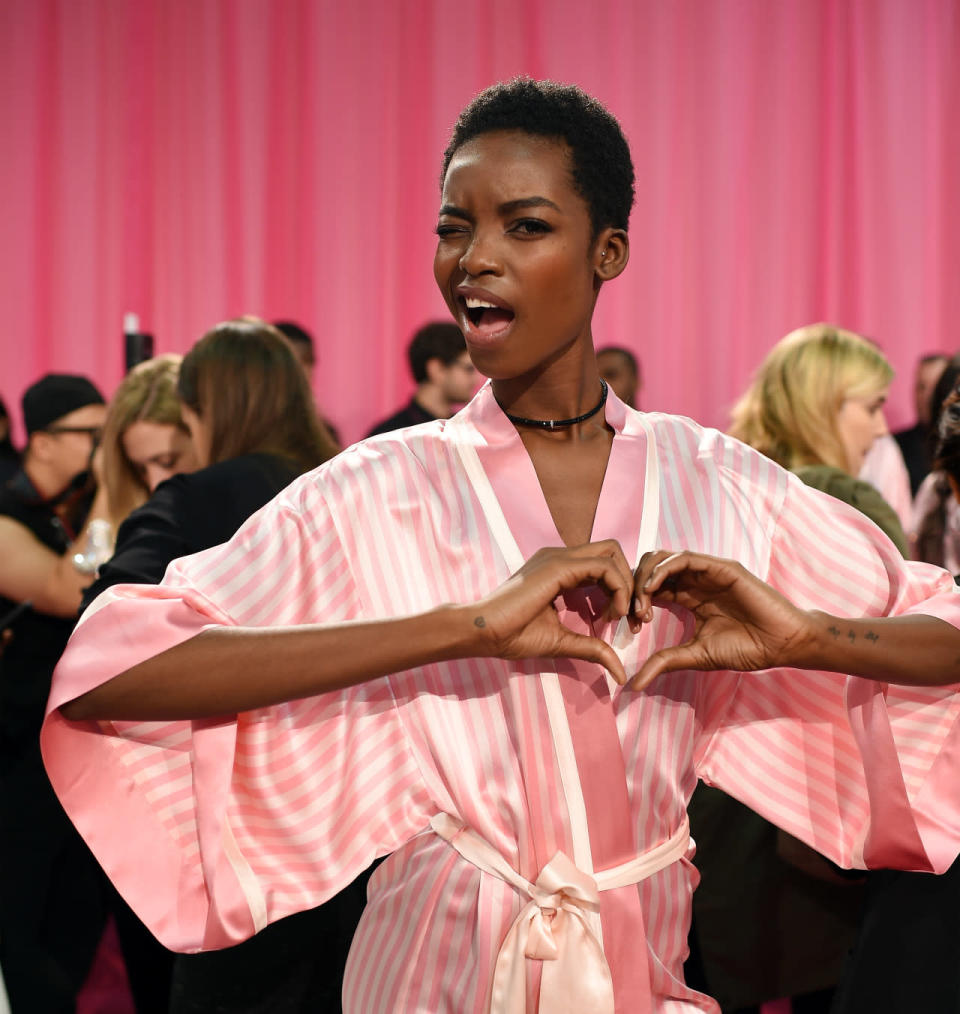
[0,469,107,1014]
[86,452,369,1014]
[83,453,302,607]
[893,422,933,497]
[365,397,437,437]
[0,445,19,488]
[830,857,960,1013]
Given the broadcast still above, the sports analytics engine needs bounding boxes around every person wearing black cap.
[0,373,112,1014]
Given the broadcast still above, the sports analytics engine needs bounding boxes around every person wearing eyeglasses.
[0,372,113,1014]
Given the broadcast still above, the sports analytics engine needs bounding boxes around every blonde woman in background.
[729,322,907,553]
[99,354,197,529]
[687,324,905,1014]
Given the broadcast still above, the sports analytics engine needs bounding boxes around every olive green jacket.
[792,464,909,558]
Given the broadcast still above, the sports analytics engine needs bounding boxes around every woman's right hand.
[468,540,633,681]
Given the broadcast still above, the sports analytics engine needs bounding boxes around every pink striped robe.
[43,384,960,1013]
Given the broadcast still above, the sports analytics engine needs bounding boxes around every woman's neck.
[491,354,605,426]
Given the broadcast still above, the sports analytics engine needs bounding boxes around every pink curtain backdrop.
[2,0,959,445]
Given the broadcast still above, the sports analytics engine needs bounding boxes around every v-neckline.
[464,382,647,567]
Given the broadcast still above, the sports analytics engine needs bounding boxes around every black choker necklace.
[499,380,608,431]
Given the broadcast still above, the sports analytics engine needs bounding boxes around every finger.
[553,544,634,620]
[587,540,635,621]
[526,551,632,621]
[559,629,627,685]
[578,555,633,619]
[632,550,675,622]
[575,539,632,608]
[627,642,708,691]
[638,551,719,609]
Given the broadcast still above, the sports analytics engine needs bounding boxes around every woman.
[832,384,960,1013]
[84,318,349,1013]
[688,326,907,1013]
[99,354,196,528]
[83,317,337,601]
[910,357,960,574]
[729,323,907,553]
[43,81,960,1014]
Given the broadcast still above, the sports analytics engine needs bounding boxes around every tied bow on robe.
[431,814,616,1014]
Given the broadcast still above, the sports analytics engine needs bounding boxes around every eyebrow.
[438,196,562,218]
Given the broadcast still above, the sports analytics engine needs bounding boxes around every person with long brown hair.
[83,317,337,598]
[80,317,350,1013]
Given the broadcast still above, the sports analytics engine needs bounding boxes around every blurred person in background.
[686,325,904,1014]
[832,382,960,1013]
[99,354,197,529]
[83,354,200,1013]
[729,324,906,551]
[273,319,342,446]
[596,345,641,408]
[365,321,476,436]
[910,357,960,573]
[273,319,317,380]
[81,318,358,1014]
[0,396,20,487]
[858,434,912,533]
[0,374,110,1014]
[894,352,949,497]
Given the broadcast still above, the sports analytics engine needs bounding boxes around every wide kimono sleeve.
[694,468,960,875]
[41,471,436,952]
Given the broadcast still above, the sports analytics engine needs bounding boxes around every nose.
[458,228,502,277]
[876,409,889,438]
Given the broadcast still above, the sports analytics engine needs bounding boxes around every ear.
[424,357,446,386]
[593,228,629,282]
[28,432,52,464]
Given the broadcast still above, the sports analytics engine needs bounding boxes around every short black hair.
[408,322,467,384]
[273,320,315,354]
[442,78,635,237]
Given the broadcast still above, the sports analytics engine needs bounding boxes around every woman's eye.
[511,218,551,235]
[435,223,467,238]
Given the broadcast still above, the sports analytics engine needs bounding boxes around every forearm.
[61,603,482,721]
[799,612,960,687]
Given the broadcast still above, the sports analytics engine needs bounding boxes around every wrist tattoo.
[865,630,879,643]
[828,625,841,638]
[847,630,856,643]
[474,616,486,628]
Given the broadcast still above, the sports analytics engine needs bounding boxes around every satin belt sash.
[430,813,691,1014]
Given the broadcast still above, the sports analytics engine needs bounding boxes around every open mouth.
[463,297,515,335]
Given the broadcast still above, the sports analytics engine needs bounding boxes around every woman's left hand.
[627,550,817,689]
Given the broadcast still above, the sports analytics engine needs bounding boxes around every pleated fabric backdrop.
[1,0,958,442]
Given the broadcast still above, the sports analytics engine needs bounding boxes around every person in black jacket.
[831,384,960,1014]
[83,318,360,1014]
[0,375,108,1014]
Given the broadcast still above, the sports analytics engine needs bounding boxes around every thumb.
[558,630,627,685]
[628,643,705,691]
